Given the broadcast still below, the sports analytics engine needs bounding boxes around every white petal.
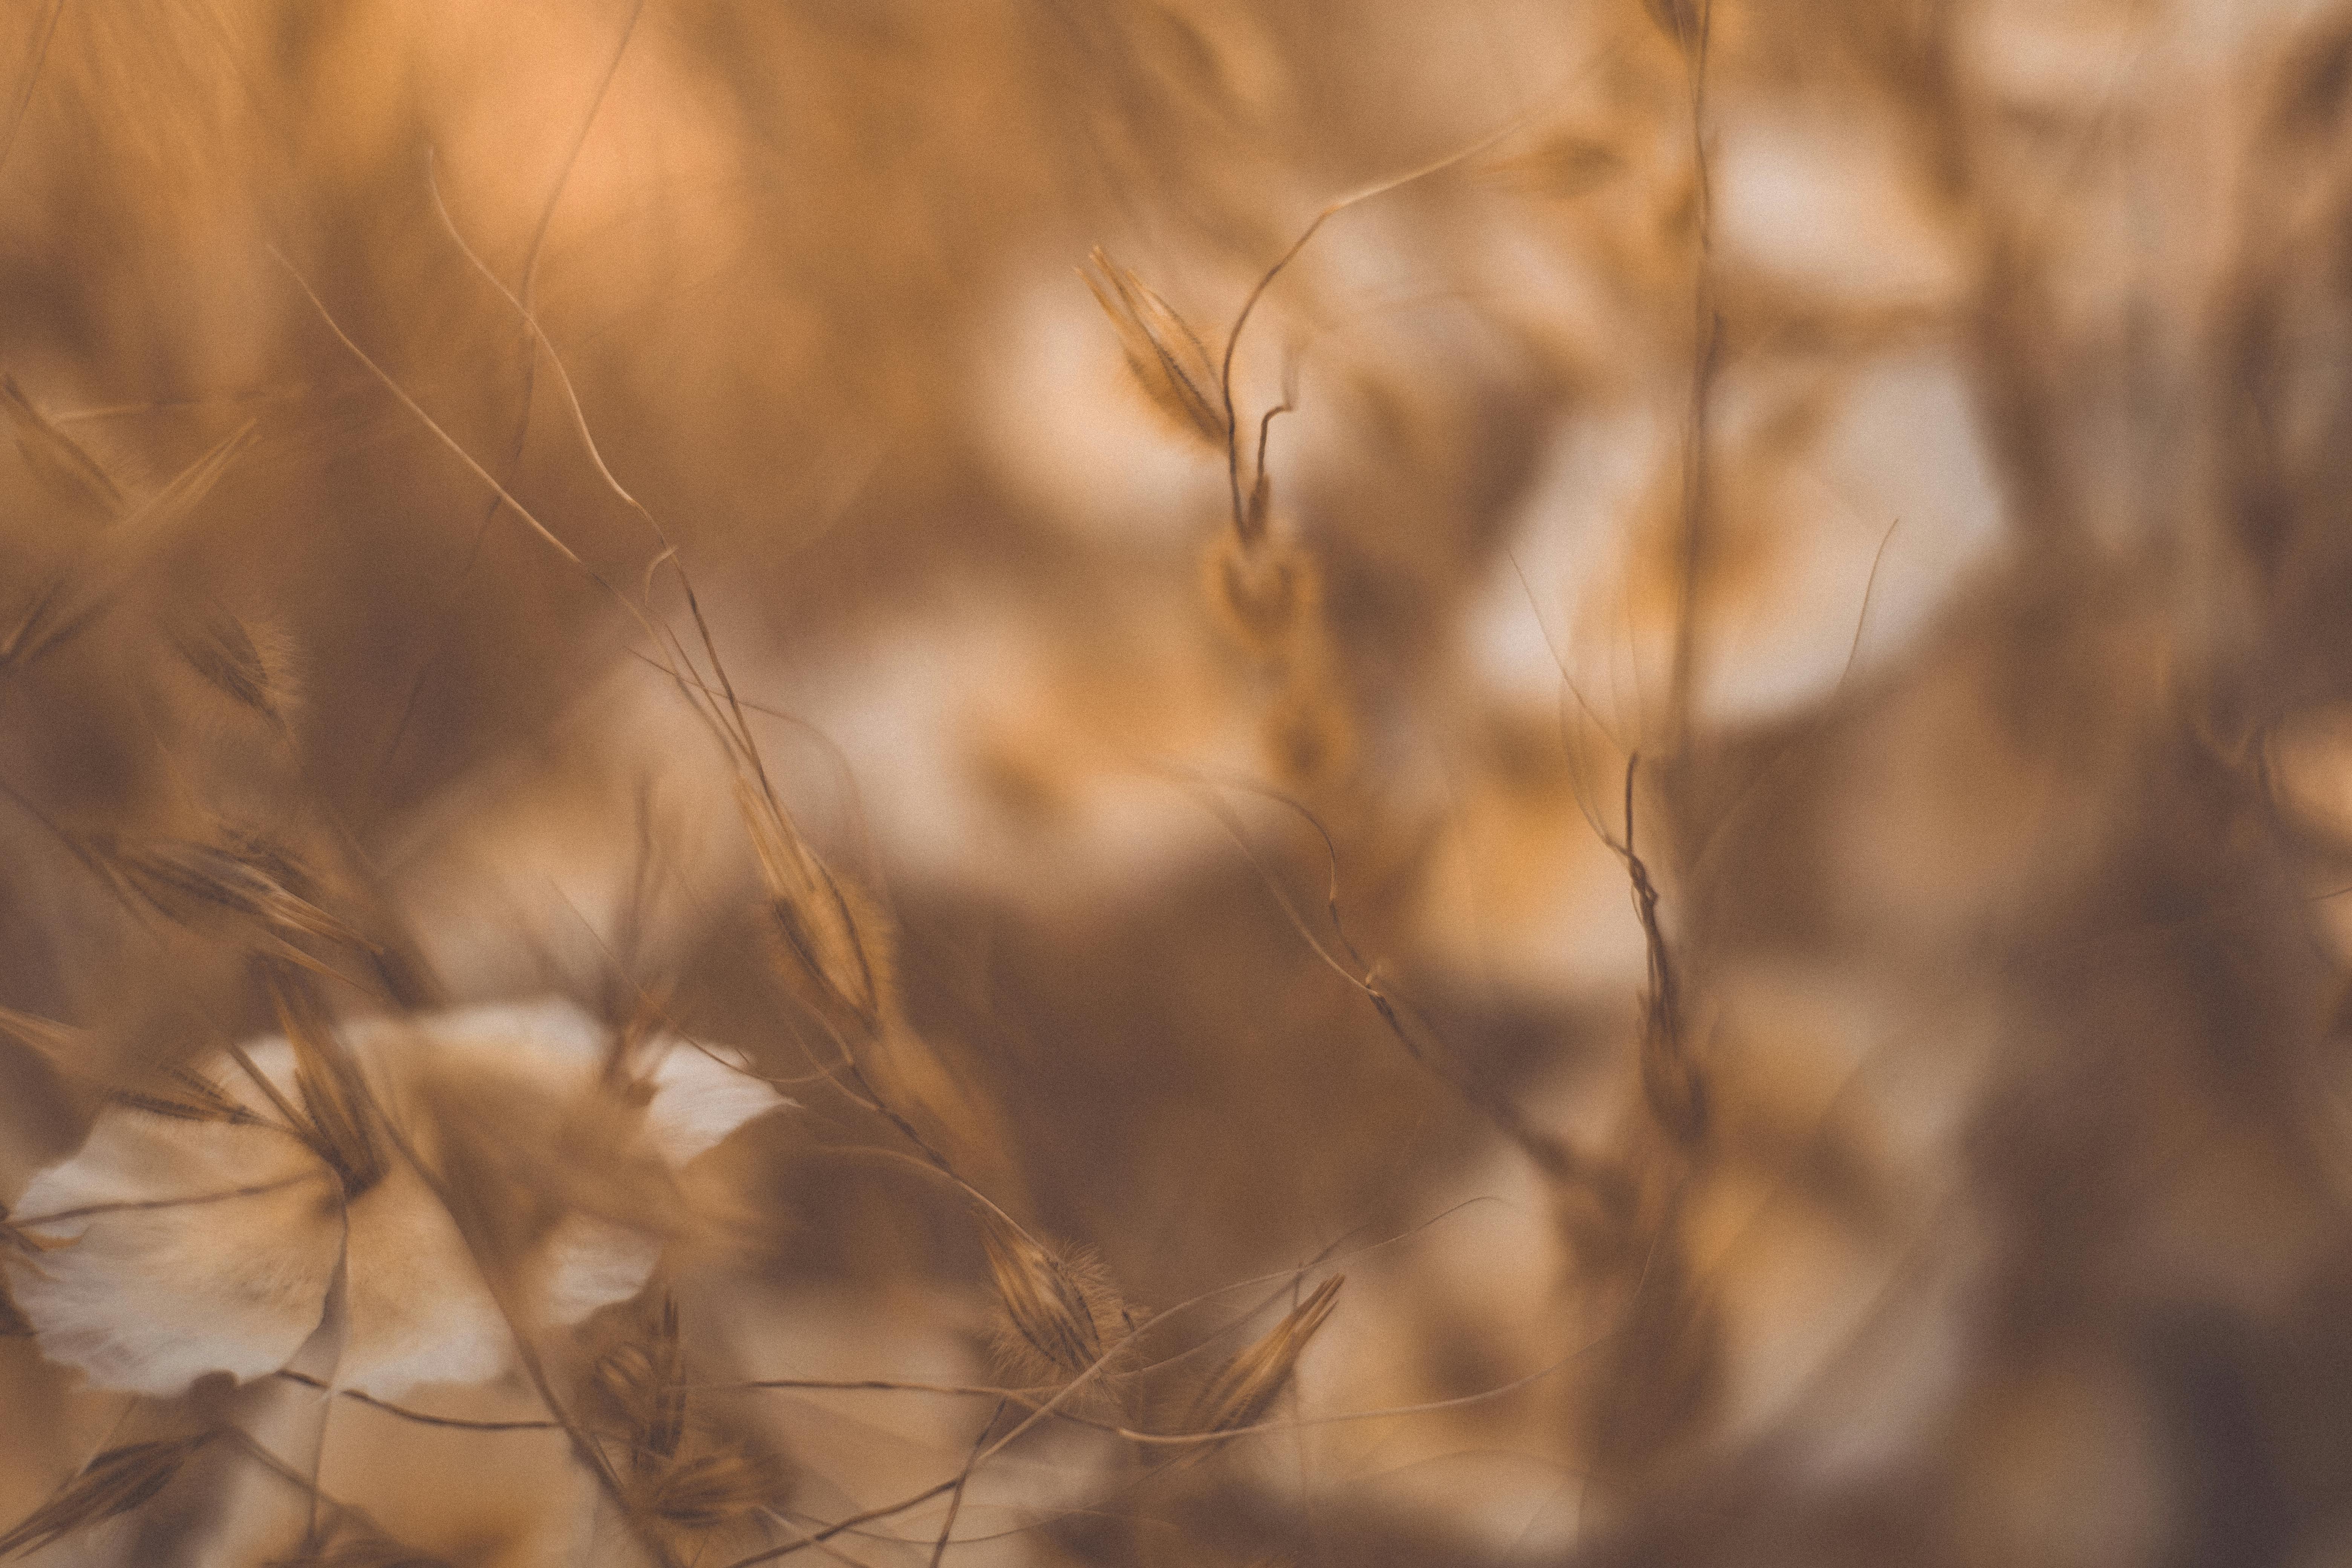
[2,1104,339,1397]
[536,1214,663,1327]
[337,1158,514,1398]
[407,998,608,1073]
[641,1038,790,1165]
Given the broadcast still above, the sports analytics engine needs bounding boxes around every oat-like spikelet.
[257,965,385,1196]
[977,1208,1135,1382]
[625,1445,787,1535]
[0,1433,214,1561]
[1081,245,1228,447]
[112,1061,266,1128]
[1184,1276,1343,1437]
[84,828,378,981]
[735,776,889,1027]
[594,1294,789,1540]
[0,419,254,670]
[0,1004,80,1067]
[0,372,124,520]
[0,1004,271,1128]
[592,1293,689,1466]
[173,609,300,729]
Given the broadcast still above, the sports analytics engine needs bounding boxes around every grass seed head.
[735,777,888,1026]
[0,1432,214,1561]
[979,1208,1116,1380]
[265,967,386,1197]
[1185,1276,1343,1437]
[625,1444,786,1534]
[593,1293,690,1469]
[113,1061,265,1127]
[87,830,378,980]
[1081,246,1228,448]
[0,1006,80,1069]
[174,610,300,728]
[0,372,124,521]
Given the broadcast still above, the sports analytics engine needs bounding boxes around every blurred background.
[4,0,2352,1563]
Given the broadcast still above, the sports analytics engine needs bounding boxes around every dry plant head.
[172,609,300,730]
[978,1207,1134,1384]
[622,1444,786,1538]
[112,1058,265,1128]
[1184,1275,1343,1437]
[6,1,2352,1563]
[591,1292,690,1466]
[735,774,888,1028]
[1081,246,1228,448]
[0,1433,214,1561]
[0,372,124,521]
[81,829,376,984]
[593,1294,789,1541]
[252,964,386,1196]
[0,418,253,670]
[265,1526,452,1568]
[0,1006,82,1073]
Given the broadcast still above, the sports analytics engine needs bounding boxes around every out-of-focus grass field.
[3,2,2352,1564]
